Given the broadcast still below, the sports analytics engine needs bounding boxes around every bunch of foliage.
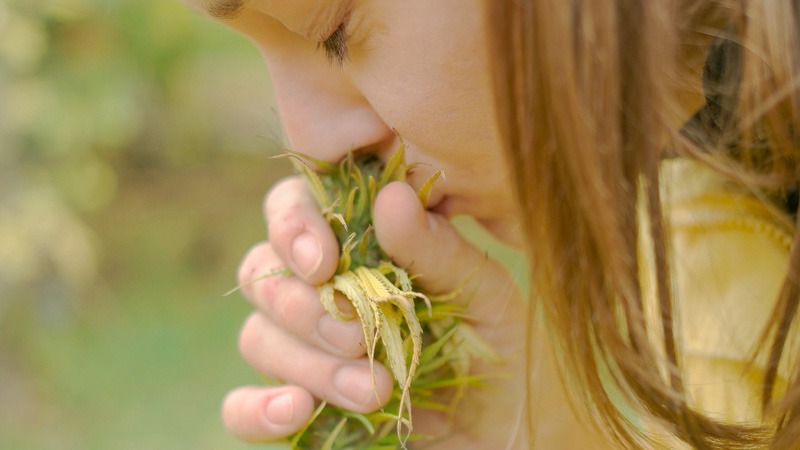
[281,145,499,449]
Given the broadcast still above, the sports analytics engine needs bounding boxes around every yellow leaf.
[332,272,387,405]
[337,232,357,274]
[298,162,331,210]
[378,303,408,388]
[343,186,358,223]
[333,273,377,356]
[349,160,369,217]
[417,170,444,209]
[379,261,412,291]
[319,283,353,321]
[380,142,406,187]
[274,149,336,172]
[377,302,414,443]
[273,151,331,209]
[354,266,392,300]
[376,292,423,446]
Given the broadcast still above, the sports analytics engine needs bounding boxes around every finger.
[237,242,364,357]
[238,312,393,413]
[373,182,522,327]
[265,176,339,285]
[374,183,530,446]
[221,385,315,442]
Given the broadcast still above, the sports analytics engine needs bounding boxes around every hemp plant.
[276,143,499,449]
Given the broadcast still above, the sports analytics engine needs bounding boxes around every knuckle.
[271,283,310,324]
[265,177,316,246]
[251,273,285,311]
[236,242,269,287]
[264,176,307,220]
[237,243,287,307]
[267,203,307,245]
[238,313,264,365]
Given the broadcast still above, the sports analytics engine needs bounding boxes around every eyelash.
[319,23,349,65]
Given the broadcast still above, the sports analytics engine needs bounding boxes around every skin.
[187,0,609,447]
[193,0,520,241]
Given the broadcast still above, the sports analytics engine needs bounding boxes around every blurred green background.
[0,1,528,449]
[0,0,293,448]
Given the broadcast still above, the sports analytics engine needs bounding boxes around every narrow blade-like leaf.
[379,142,406,186]
[417,170,443,209]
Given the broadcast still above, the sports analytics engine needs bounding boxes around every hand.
[221,176,528,448]
[221,176,395,442]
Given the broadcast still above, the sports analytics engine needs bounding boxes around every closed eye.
[319,23,349,65]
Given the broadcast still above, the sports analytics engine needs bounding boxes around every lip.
[407,165,452,215]
[427,195,453,217]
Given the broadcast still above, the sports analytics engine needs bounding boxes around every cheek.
[352,39,499,170]
[345,0,505,188]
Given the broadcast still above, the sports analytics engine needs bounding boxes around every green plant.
[282,144,499,449]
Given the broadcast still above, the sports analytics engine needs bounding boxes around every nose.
[264,51,395,164]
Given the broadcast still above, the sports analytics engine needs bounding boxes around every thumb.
[372,182,523,328]
[374,183,529,446]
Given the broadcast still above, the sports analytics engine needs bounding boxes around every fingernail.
[291,233,323,278]
[334,364,378,407]
[264,393,294,425]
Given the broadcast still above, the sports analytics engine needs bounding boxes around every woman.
[188,0,800,447]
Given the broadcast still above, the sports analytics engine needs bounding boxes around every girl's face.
[191,0,519,243]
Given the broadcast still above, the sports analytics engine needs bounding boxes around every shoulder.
[659,158,795,421]
[662,159,792,361]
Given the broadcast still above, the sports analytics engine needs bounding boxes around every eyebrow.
[203,0,247,19]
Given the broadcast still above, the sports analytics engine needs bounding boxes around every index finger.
[265,176,340,285]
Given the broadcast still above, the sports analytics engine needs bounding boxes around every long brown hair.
[488,0,800,448]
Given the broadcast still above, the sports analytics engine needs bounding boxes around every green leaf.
[349,160,369,218]
[367,175,378,211]
[288,144,501,449]
[457,323,503,363]
[341,411,375,434]
[419,325,458,365]
[416,353,457,377]
[321,417,348,450]
[289,401,329,448]
[415,373,494,390]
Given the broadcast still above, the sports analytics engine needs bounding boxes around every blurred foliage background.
[0,1,528,448]
[0,0,293,448]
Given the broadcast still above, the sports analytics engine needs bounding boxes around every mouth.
[427,195,454,217]
[406,164,452,216]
